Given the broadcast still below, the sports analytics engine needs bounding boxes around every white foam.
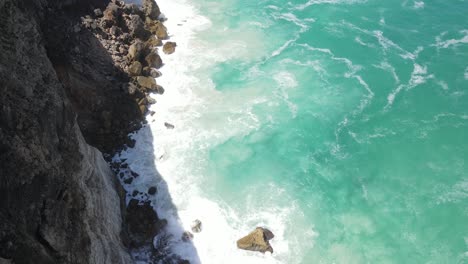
[413,1,425,9]
[115,0,311,263]
[433,30,468,49]
[294,0,366,10]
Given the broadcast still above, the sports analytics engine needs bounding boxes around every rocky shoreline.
[0,0,184,263]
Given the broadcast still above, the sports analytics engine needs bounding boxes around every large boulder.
[137,76,157,90]
[236,227,274,254]
[102,2,120,27]
[163,41,177,54]
[191,219,202,233]
[128,41,144,60]
[145,51,163,68]
[142,0,161,20]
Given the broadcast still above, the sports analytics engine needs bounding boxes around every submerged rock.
[148,186,157,195]
[163,41,177,54]
[236,227,274,254]
[191,219,202,233]
[164,122,175,129]
[125,199,166,247]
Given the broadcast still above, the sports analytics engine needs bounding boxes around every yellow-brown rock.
[236,227,274,254]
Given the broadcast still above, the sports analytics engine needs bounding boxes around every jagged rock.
[142,0,161,20]
[145,51,163,68]
[164,122,175,129]
[137,76,157,89]
[150,68,162,78]
[236,227,274,254]
[181,231,194,242]
[128,61,142,76]
[123,177,133,184]
[125,199,166,247]
[109,26,120,37]
[94,8,103,17]
[191,219,202,233]
[148,186,157,195]
[163,41,177,54]
[128,41,144,60]
[126,14,150,39]
[147,20,168,39]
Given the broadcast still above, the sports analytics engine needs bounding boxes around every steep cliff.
[0,0,145,263]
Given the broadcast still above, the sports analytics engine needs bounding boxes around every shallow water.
[117,0,468,263]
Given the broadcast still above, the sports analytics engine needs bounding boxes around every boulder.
[94,8,103,17]
[136,76,157,89]
[128,41,144,60]
[126,14,149,39]
[236,227,274,254]
[147,20,168,39]
[148,186,157,195]
[128,61,142,76]
[191,219,202,233]
[163,41,176,54]
[142,0,161,20]
[146,36,163,48]
[103,2,119,27]
[181,231,194,242]
[145,51,163,68]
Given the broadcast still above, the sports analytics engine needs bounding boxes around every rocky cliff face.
[0,0,157,263]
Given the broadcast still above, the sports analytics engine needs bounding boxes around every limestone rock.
[191,219,202,233]
[142,0,161,20]
[163,41,177,54]
[128,61,142,76]
[145,51,163,68]
[137,76,157,89]
[236,227,274,254]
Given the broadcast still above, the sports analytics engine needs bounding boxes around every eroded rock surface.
[236,227,275,254]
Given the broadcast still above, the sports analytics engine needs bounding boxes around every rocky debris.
[148,186,157,195]
[94,8,103,17]
[181,231,194,242]
[191,219,202,233]
[126,14,150,39]
[163,41,177,54]
[124,199,167,248]
[128,41,144,60]
[164,122,175,129]
[236,227,274,254]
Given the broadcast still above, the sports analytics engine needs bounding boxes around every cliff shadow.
[43,1,201,263]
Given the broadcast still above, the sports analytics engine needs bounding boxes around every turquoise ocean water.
[122,0,468,263]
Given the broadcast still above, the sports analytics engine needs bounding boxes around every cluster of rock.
[78,0,176,118]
